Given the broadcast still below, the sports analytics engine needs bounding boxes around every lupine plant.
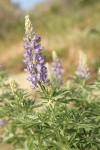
[0,16,100,150]
[51,51,63,81]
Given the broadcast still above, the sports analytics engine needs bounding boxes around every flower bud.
[52,51,58,61]
[9,78,17,94]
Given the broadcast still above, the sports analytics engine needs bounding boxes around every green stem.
[82,79,86,87]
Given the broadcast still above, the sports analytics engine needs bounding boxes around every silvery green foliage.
[0,66,100,150]
[0,67,14,104]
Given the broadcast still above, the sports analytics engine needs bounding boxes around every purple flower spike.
[23,15,49,89]
[51,51,63,81]
[76,51,90,79]
[77,65,90,79]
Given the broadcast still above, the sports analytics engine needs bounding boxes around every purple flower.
[51,51,63,81]
[76,51,90,79]
[77,65,90,79]
[0,119,7,127]
[23,16,49,89]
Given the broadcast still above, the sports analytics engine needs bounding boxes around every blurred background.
[0,0,100,80]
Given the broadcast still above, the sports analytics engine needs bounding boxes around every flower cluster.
[76,51,90,79]
[51,51,63,80]
[23,15,49,89]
